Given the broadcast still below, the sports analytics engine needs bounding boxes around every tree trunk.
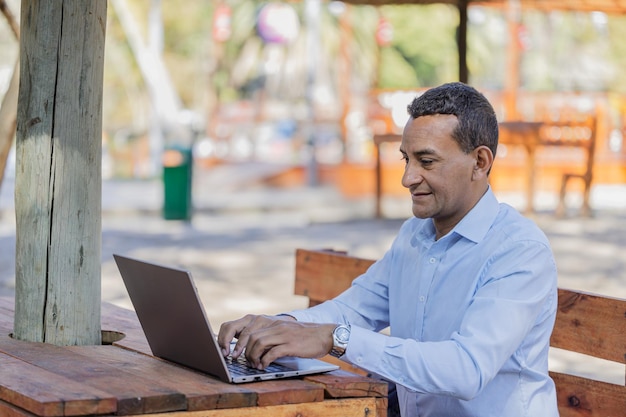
[13,0,107,345]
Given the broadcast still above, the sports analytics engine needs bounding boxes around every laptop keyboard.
[226,356,293,377]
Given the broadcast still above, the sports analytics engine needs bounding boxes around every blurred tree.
[607,15,626,95]
[377,4,459,88]
[521,10,615,92]
[466,6,508,90]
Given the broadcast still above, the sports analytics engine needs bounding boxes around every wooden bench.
[541,115,598,217]
[294,248,626,417]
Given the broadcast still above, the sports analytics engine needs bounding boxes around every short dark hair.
[406,82,498,157]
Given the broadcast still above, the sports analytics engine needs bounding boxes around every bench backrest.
[294,248,626,417]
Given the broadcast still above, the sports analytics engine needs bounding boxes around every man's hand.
[217,314,336,370]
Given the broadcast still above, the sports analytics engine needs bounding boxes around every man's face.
[400,114,480,237]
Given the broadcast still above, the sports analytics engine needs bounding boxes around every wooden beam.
[14,0,107,345]
[457,0,469,83]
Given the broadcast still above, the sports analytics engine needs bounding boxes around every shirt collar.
[451,186,500,243]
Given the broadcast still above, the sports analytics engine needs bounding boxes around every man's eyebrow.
[399,148,438,157]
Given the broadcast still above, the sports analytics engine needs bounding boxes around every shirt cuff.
[343,325,387,369]
[275,313,297,321]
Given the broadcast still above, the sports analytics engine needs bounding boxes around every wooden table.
[0,297,388,417]
[498,121,544,214]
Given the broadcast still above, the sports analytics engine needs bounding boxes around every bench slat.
[550,371,626,417]
[295,249,374,307]
[551,288,626,364]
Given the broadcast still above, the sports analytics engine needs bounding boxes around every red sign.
[213,4,232,43]
[376,17,393,47]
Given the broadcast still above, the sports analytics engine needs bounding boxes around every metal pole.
[457,0,469,83]
[305,0,320,186]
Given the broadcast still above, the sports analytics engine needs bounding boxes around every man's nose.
[401,164,423,188]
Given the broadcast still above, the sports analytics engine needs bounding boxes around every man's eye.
[420,159,434,165]
[400,155,409,164]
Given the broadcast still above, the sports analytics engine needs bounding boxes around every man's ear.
[472,146,494,180]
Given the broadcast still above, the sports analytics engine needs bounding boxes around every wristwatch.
[330,324,351,358]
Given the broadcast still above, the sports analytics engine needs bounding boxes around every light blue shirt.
[289,188,559,417]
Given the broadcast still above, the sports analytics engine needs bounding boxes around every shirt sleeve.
[344,238,557,400]
[289,211,557,400]
[287,243,396,331]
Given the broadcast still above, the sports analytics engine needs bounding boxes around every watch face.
[335,326,350,343]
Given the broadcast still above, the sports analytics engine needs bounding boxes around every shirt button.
[419,296,425,302]
[356,357,363,363]
[429,257,436,264]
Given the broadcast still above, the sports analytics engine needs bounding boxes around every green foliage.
[377,47,419,88]
[607,15,626,94]
[377,4,460,88]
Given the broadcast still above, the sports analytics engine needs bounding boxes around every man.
[218,82,559,417]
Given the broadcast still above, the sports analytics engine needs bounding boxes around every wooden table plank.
[132,397,381,417]
[0,353,117,416]
[100,302,151,354]
[0,335,186,415]
[305,370,388,398]
[66,345,257,411]
[237,380,324,407]
[306,370,389,417]
[0,399,38,417]
[66,345,328,410]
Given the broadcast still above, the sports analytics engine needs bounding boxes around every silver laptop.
[113,254,339,383]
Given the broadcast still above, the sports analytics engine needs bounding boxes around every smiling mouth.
[410,189,431,197]
[410,192,431,202]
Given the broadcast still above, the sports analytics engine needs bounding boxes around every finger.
[245,327,294,368]
[217,322,235,356]
[217,316,254,356]
[233,315,281,359]
[231,326,254,358]
[259,344,293,369]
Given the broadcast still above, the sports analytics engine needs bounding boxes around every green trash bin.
[162,146,193,220]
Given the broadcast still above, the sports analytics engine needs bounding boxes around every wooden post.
[457,0,469,83]
[13,0,107,345]
[338,4,352,162]
[504,0,521,120]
